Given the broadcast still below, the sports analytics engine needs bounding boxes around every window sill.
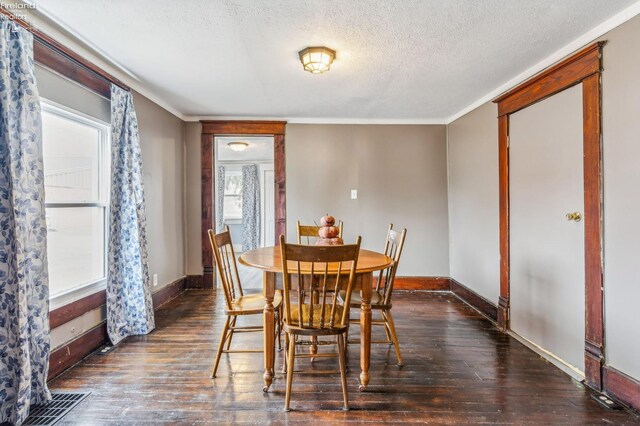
[50,279,107,312]
[224,218,242,225]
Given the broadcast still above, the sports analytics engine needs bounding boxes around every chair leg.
[381,312,393,344]
[211,315,231,378]
[310,336,318,363]
[282,332,290,373]
[384,309,403,367]
[277,304,282,351]
[225,316,236,351]
[337,332,349,411]
[285,335,296,412]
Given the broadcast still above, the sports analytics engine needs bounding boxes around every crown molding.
[184,115,448,125]
[446,0,640,124]
[25,0,640,126]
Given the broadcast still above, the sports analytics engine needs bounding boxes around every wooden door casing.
[493,42,605,390]
[200,121,286,289]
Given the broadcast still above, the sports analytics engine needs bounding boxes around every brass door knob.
[566,212,582,222]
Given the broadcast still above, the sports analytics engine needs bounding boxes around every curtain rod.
[0,8,130,91]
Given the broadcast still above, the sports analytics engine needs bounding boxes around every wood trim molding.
[50,290,106,329]
[34,40,111,98]
[201,120,286,135]
[603,366,640,413]
[50,278,187,331]
[274,134,286,244]
[393,276,450,291]
[450,279,498,323]
[201,133,215,289]
[493,41,605,390]
[494,42,604,116]
[0,8,129,95]
[48,322,108,380]
[497,114,510,330]
[186,275,205,289]
[48,278,188,381]
[200,121,287,287]
[151,277,187,309]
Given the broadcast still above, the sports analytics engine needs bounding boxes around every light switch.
[153,274,158,286]
[351,189,358,200]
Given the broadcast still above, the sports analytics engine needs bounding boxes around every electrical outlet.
[351,189,358,199]
[153,274,158,287]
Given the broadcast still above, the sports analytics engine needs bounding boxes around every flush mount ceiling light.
[298,46,336,74]
[227,142,249,152]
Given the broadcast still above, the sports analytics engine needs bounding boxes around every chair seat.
[287,303,344,329]
[227,291,282,314]
[338,290,387,308]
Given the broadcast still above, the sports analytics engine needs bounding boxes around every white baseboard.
[508,331,585,382]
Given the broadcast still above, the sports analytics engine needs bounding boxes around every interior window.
[42,101,110,299]
[223,170,242,220]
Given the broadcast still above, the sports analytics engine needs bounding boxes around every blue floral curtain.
[0,20,51,425]
[107,85,154,345]
[241,164,260,250]
[216,165,225,232]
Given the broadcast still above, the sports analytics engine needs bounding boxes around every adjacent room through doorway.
[214,136,275,289]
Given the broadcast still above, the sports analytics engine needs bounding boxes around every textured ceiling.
[37,0,637,121]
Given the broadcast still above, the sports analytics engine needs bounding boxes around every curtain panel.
[216,165,225,232]
[241,164,260,251]
[107,85,155,345]
[0,20,51,425]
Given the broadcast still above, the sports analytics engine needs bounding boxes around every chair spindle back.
[375,224,407,305]
[296,220,344,244]
[209,226,244,310]
[280,234,361,329]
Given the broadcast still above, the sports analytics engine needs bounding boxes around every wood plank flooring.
[50,290,639,424]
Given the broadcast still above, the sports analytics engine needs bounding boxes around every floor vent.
[23,391,90,425]
[591,394,624,410]
[95,343,116,355]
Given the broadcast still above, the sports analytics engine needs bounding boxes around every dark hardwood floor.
[50,290,639,424]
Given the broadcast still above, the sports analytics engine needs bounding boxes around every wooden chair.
[341,224,407,366]
[296,220,345,359]
[297,220,344,244]
[280,234,361,411]
[208,226,282,378]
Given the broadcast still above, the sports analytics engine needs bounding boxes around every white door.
[509,84,585,374]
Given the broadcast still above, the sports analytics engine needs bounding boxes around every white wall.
[446,13,640,383]
[286,124,450,276]
[447,102,500,301]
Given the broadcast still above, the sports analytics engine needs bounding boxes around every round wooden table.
[239,246,392,392]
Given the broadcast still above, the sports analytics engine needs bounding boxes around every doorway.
[493,42,604,389]
[215,136,274,289]
[509,84,586,377]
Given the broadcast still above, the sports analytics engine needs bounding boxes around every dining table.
[238,245,393,392]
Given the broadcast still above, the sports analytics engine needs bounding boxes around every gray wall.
[286,124,450,276]
[184,123,451,277]
[447,102,500,301]
[600,15,640,381]
[446,13,640,382]
[133,91,185,290]
[40,68,186,349]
